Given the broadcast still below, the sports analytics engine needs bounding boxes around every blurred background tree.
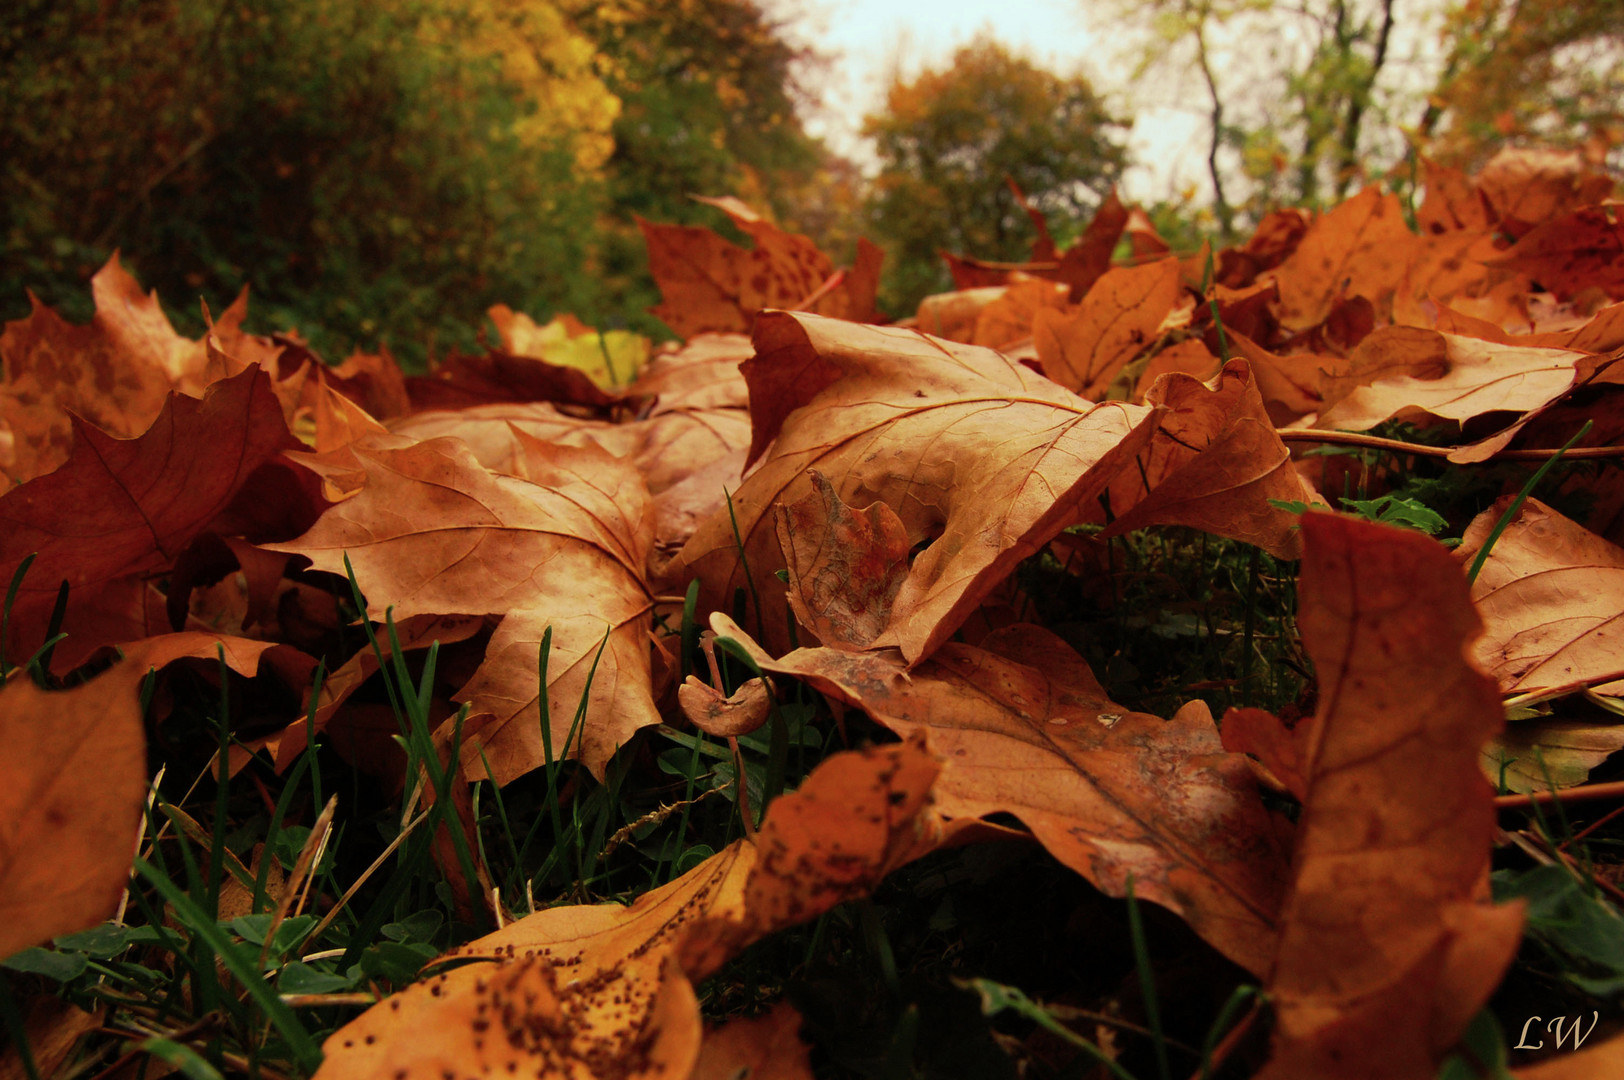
[0,0,839,363]
[0,0,625,366]
[1108,0,1622,237]
[1421,0,1624,162]
[861,39,1127,316]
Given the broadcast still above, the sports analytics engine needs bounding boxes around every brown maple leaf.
[1269,187,1418,331]
[265,433,657,782]
[666,310,1160,662]
[1032,257,1185,398]
[1091,359,1325,559]
[1458,496,1624,697]
[639,196,882,338]
[0,364,300,671]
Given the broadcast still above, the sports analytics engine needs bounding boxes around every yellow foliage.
[411,0,624,171]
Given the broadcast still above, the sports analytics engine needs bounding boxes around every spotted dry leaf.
[315,740,949,1079]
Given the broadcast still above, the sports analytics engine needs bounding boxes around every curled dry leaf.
[1222,327,1340,424]
[714,612,1290,976]
[1091,359,1324,560]
[0,364,300,672]
[670,310,1158,662]
[0,662,148,960]
[776,469,911,649]
[1459,497,1624,697]
[316,739,948,1079]
[1032,257,1184,398]
[1315,327,1594,461]
[266,433,658,782]
[639,195,881,339]
[677,675,773,738]
[1253,513,1523,1080]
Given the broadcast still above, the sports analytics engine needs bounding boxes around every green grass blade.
[1126,876,1171,1080]
[1466,420,1592,585]
[0,551,37,682]
[133,856,325,1072]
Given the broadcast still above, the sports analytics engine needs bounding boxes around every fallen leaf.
[1416,157,1492,235]
[971,277,1069,349]
[1315,328,1589,451]
[627,334,754,412]
[0,662,148,960]
[1216,209,1310,288]
[0,364,299,671]
[1053,189,1130,301]
[1484,718,1624,794]
[1220,707,1308,800]
[776,469,911,649]
[1214,328,1338,424]
[1093,360,1323,559]
[1458,497,1624,697]
[266,433,657,782]
[0,255,198,488]
[914,286,1011,343]
[1133,338,1220,400]
[490,304,650,389]
[693,1000,813,1080]
[1483,207,1624,302]
[316,739,952,1079]
[640,196,879,338]
[717,613,1291,976]
[669,311,1158,661]
[0,998,103,1080]
[1032,258,1184,398]
[1254,513,1524,1080]
[1473,146,1616,237]
[314,947,699,1080]
[1270,188,1418,331]
[678,675,773,737]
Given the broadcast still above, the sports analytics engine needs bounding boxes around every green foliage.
[0,0,610,369]
[577,0,829,337]
[862,39,1128,314]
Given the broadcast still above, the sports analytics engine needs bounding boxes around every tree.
[1107,0,1622,233]
[574,0,834,334]
[862,39,1127,315]
[0,0,620,366]
[1421,0,1624,165]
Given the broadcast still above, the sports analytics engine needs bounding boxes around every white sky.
[776,0,1213,203]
